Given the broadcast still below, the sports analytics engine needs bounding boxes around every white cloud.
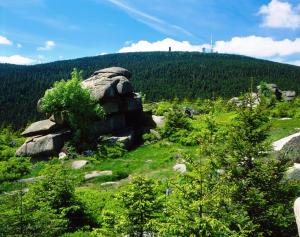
[258,0,300,29]
[119,38,210,53]
[17,43,22,48]
[119,36,300,59]
[0,35,13,45]
[37,40,55,51]
[214,36,300,58]
[0,55,35,65]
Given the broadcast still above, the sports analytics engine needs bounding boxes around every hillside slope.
[1,52,300,128]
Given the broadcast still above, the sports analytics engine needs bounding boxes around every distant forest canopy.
[1,51,300,128]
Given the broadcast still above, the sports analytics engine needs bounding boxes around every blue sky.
[1,0,300,65]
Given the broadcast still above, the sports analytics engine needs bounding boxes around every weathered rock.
[152,115,165,128]
[84,170,112,180]
[16,130,70,157]
[37,98,43,113]
[103,130,135,149]
[49,112,65,125]
[116,76,133,94]
[126,93,143,111]
[21,119,61,137]
[280,135,300,162]
[287,163,300,181]
[81,77,119,100]
[72,160,89,169]
[282,90,296,101]
[294,197,300,236]
[90,114,126,137]
[59,152,67,160]
[93,67,131,79]
[102,101,120,114]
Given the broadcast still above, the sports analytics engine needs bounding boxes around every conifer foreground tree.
[225,94,300,237]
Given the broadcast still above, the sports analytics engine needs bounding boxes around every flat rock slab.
[84,170,113,180]
[100,181,119,186]
[16,130,70,157]
[18,176,43,183]
[21,119,60,137]
[273,132,300,151]
[93,67,131,79]
[173,164,187,173]
[72,160,89,169]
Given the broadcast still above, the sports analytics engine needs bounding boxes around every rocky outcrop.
[257,83,296,101]
[17,67,156,158]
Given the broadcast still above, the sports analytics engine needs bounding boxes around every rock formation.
[257,83,296,101]
[16,67,155,158]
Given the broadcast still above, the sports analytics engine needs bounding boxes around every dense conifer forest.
[1,51,300,128]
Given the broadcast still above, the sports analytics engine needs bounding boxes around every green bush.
[96,142,126,159]
[0,157,31,182]
[41,69,105,145]
[161,106,192,140]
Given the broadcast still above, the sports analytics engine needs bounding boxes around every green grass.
[268,118,300,142]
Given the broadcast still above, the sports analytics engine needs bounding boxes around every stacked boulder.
[16,67,153,158]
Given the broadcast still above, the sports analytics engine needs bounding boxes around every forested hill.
[1,51,300,128]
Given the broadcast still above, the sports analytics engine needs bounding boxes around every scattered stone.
[173,164,187,173]
[16,130,70,157]
[279,117,292,120]
[145,159,153,163]
[21,119,60,137]
[18,176,43,183]
[287,163,300,181]
[59,152,67,160]
[100,181,119,186]
[273,132,300,151]
[294,197,300,236]
[72,160,89,169]
[82,150,94,156]
[84,170,113,180]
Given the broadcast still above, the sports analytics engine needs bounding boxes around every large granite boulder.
[21,119,61,137]
[81,67,133,101]
[16,130,70,157]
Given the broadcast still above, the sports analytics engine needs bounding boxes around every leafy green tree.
[161,114,255,237]
[41,68,104,145]
[225,94,300,237]
[119,176,163,236]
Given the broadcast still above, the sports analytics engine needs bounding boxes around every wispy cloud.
[0,35,13,45]
[37,40,55,51]
[105,0,193,37]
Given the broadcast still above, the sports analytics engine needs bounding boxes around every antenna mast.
[210,34,213,53]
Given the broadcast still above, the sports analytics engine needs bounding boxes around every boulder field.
[16,67,157,158]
